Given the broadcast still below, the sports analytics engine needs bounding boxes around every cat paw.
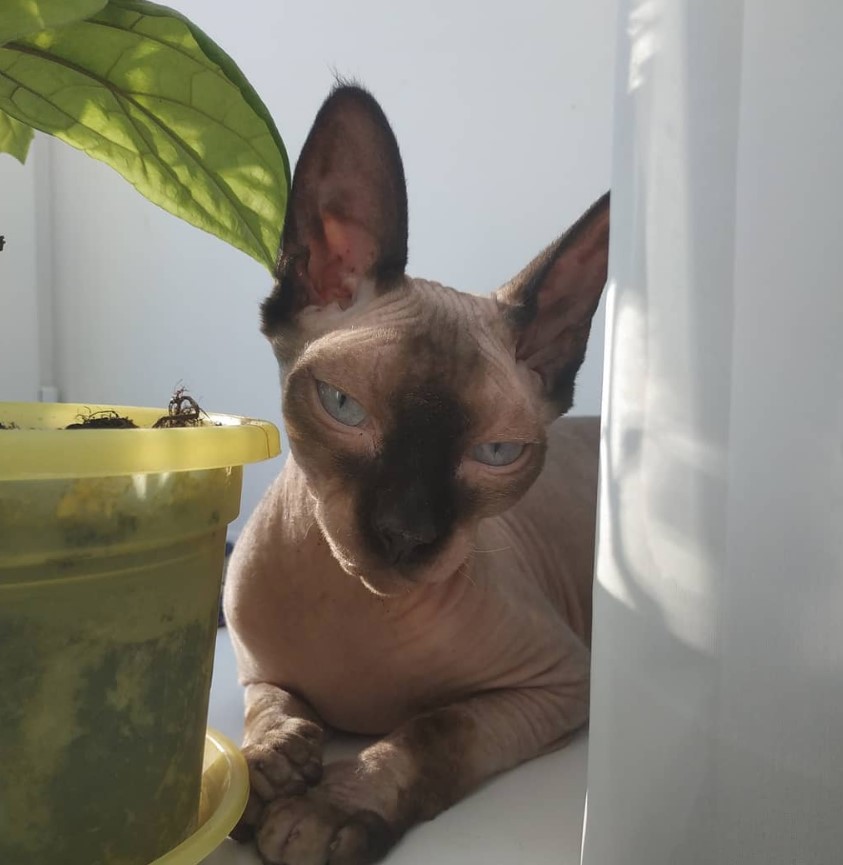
[256,794,395,865]
[246,717,325,798]
[231,718,324,841]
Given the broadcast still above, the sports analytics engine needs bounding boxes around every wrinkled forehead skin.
[277,276,550,437]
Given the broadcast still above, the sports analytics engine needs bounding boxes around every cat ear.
[262,85,408,335]
[494,192,610,415]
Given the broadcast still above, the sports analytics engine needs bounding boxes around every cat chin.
[334,558,424,597]
[353,568,462,599]
[356,572,413,598]
[345,553,473,597]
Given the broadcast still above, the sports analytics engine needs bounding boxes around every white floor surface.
[204,628,588,865]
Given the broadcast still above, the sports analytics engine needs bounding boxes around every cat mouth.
[316,510,472,592]
[339,540,473,596]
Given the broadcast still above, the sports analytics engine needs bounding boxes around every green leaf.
[112,0,290,185]
[0,0,108,46]
[0,109,34,162]
[0,1,289,270]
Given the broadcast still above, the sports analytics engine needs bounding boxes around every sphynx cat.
[224,84,609,865]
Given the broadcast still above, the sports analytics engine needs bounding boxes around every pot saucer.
[150,728,248,865]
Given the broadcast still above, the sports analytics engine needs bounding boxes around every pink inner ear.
[306,213,378,308]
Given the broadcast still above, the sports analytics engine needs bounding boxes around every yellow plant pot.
[0,402,279,865]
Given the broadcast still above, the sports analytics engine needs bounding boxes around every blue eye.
[316,381,368,427]
[471,442,525,467]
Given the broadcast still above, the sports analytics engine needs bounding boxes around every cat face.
[278,278,548,593]
[262,85,609,594]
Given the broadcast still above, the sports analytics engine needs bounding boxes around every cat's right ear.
[261,85,408,339]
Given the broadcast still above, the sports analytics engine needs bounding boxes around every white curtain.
[582,1,843,863]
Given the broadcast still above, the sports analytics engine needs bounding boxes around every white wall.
[0,142,42,401]
[47,0,618,535]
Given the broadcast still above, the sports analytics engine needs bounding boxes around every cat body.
[225,85,609,865]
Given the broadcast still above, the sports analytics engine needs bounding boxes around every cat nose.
[372,511,439,566]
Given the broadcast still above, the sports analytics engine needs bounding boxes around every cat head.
[262,86,609,595]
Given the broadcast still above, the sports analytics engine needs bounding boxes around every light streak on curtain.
[582,2,843,863]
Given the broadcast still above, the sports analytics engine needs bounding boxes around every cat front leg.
[256,671,589,865]
[231,682,326,841]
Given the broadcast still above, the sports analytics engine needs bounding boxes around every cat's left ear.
[494,192,610,415]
